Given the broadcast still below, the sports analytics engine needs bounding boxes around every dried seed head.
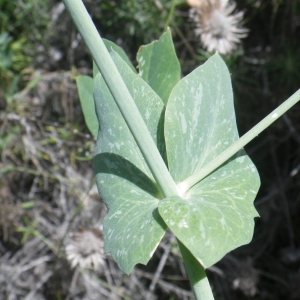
[188,0,248,54]
[66,228,104,270]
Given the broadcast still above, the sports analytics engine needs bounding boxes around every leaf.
[93,51,166,274]
[76,76,98,138]
[77,39,135,138]
[137,28,181,104]
[164,53,240,182]
[77,38,134,138]
[159,151,259,268]
[93,39,136,77]
[159,53,260,268]
[104,39,136,72]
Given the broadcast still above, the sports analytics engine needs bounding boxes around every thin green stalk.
[178,241,215,300]
[164,0,177,31]
[63,0,177,198]
[178,89,300,193]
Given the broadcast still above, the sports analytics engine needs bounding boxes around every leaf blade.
[76,75,99,138]
[137,28,181,104]
[159,151,260,268]
[165,53,239,183]
[93,51,166,273]
[97,170,166,274]
[162,53,260,267]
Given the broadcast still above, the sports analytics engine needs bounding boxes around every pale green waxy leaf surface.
[159,53,260,268]
[137,28,181,104]
[165,53,242,182]
[93,51,166,274]
[159,151,260,268]
[76,75,98,138]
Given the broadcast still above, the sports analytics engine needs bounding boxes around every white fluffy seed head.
[65,228,105,270]
[188,0,248,54]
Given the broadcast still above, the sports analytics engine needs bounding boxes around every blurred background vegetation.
[0,0,300,299]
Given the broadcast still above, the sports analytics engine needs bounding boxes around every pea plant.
[63,1,300,299]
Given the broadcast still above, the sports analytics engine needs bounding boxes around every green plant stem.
[63,0,177,198]
[178,241,215,300]
[164,0,177,31]
[178,89,300,193]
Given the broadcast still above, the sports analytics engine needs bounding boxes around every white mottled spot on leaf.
[193,84,202,124]
[108,128,113,135]
[220,217,226,229]
[130,189,141,195]
[175,207,182,214]
[105,158,118,169]
[205,240,210,246]
[236,156,245,163]
[179,219,189,228]
[145,109,150,120]
[214,141,221,149]
[200,222,206,239]
[139,57,145,66]
[117,249,126,257]
[179,112,187,134]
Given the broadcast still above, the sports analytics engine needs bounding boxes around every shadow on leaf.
[94,152,160,198]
